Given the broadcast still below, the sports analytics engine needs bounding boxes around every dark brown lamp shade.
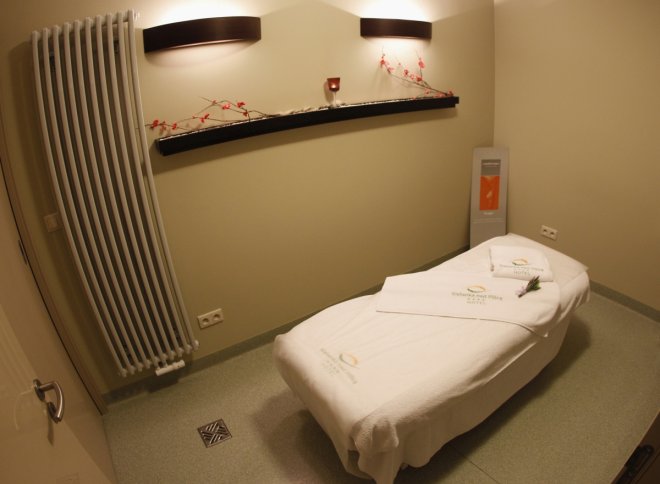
[143,16,261,52]
[360,18,432,39]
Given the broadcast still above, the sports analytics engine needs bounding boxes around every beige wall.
[0,0,494,393]
[494,0,660,310]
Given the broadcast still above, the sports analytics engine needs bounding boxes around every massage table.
[273,234,589,483]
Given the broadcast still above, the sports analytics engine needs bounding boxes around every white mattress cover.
[273,234,590,483]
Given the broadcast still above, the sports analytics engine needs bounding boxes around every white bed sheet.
[273,234,590,483]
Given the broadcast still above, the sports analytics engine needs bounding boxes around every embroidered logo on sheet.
[467,285,486,293]
[319,348,358,384]
[339,352,359,367]
[511,258,529,266]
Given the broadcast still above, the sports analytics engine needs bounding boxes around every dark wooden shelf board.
[155,96,459,156]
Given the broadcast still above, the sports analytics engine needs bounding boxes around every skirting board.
[590,281,659,322]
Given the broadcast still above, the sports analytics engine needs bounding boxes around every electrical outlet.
[197,308,224,329]
[540,225,558,240]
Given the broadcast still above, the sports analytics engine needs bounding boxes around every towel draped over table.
[376,271,560,336]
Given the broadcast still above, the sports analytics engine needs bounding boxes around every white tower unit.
[470,147,509,248]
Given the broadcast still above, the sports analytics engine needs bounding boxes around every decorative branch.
[379,52,453,98]
[147,98,274,135]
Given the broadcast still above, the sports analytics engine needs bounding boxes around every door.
[0,166,117,482]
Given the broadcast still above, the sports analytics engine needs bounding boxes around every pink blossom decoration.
[379,51,453,98]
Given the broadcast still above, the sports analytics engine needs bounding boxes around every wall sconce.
[143,16,261,53]
[360,18,432,40]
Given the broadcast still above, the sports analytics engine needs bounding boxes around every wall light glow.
[153,1,245,26]
[149,0,302,26]
[361,0,429,21]
[319,0,460,22]
[322,0,430,21]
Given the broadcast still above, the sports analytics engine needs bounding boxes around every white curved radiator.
[31,10,198,377]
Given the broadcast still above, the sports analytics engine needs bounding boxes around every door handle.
[33,379,65,423]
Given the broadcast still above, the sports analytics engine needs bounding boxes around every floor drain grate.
[197,419,232,448]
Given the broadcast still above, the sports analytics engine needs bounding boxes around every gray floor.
[103,292,660,483]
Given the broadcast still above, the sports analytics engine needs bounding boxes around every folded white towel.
[490,245,554,282]
[376,271,560,336]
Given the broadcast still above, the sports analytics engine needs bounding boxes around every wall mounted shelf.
[155,96,459,156]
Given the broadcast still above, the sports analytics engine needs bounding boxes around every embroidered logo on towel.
[511,258,529,266]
